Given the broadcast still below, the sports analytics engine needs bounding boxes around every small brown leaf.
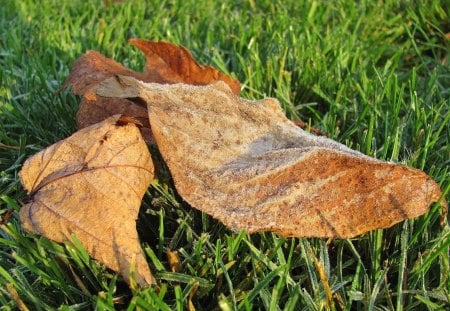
[96,76,445,238]
[19,115,155,286]
[64,39,240,143]
[63,51,145,96]
[129,39,241,94]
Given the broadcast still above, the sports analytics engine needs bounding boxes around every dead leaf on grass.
[64,39,240,143]
[19,115,155,286]
[129,39,241,94]
[96,76,445,238]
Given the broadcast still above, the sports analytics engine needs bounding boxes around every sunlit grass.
[1,0,449,309]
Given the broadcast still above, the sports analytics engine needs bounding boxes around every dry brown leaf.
[129,39,241,94]
[62,50,153,143]
[63,39,240,142]
[96,76,445,238]
[63,50,145,96]
[19,115,155,286]
[78,90,153,143]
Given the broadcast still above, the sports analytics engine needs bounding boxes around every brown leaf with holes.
[63,39,240,143]
[96,76,445,238]
[19,115,155,286]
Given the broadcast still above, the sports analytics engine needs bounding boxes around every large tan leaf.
[19,115,155,286]
[96,76,445,238]
[63,39,240,143]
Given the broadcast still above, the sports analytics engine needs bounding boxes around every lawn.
[0,0,449,310]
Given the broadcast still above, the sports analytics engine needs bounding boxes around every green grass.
[1,0,449,309]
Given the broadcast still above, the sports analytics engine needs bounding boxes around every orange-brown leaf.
[77,91,153,143]
[63,51,146,95]
[19,115,155,286]
[64,40,240,142]
[96,76,445,238]
[129,39,241,94]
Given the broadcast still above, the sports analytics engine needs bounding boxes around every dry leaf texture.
[19,115,155,286]
[96,76,445,238]
[129,39,241,94]
[63,50,152,142]
[63,39,240,142]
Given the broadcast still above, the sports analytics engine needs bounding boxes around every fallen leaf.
[19,115,155,286]
[129,39,241,94]
[78,90,153,143]
[62,50,153,143]
[63,50,144,96]
[63,39,240,143]
[96,76,445,238]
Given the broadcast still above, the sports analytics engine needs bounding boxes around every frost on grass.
[19,40,445,288]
